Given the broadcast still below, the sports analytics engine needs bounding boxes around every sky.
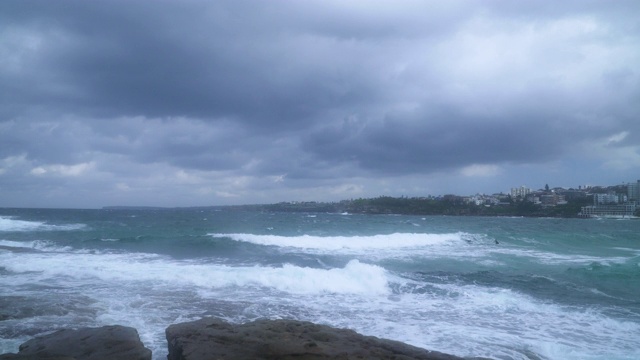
[1,0,639,208]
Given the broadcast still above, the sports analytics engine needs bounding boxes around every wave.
[2,246,638,360]
[0,239,72,252]
[375,279,640,360]
[206,233,639,272]
[495,247,631,266]
[565,258,640,298]
[0,216,85,232]
[208,232,474,250]
[0,248,389,295]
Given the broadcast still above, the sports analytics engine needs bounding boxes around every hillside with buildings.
[263,180,640,218]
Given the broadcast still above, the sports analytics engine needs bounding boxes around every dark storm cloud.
[1,0,639,207]
[0,0,379,126]
[304,109,569,176]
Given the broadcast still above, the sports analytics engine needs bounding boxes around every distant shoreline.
[101,195,598,218]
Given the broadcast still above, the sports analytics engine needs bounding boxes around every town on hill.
[260,180,640,218]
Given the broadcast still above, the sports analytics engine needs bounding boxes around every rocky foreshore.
[0,325,151,360]
[1,318,482,360]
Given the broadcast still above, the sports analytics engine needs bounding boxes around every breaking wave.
[0,247,389,296]
[209,232,472,250]
[0,216,85,232]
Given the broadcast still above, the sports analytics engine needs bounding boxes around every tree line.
[263,195,593,218]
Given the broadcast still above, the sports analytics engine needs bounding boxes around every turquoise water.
[0,208,639,359]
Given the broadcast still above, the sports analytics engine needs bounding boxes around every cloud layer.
[1,0,639,207]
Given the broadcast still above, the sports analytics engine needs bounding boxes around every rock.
[0,355,75,360]
[0,356,75,360]
[166,317,466,360]
[0,325,151,360]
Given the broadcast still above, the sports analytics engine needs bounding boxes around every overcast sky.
[1,0,639,208]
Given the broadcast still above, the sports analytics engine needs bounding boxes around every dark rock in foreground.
[0,325,151,360]
[166,317,466,360]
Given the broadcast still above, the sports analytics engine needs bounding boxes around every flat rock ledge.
[0,325,151,360]
[0,318,483,360]
[166,317,470,360]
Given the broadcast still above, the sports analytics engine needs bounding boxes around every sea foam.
[0,249,389,296]
[209,232,467,250]
[0,239,72,252]
[208,232,497,262]
[348,278,640,360]
[0,216,85,232]
[0,216,46,232]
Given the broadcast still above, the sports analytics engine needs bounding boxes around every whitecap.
[209,232,467,251]
[0,239,72,252]
[0,250,390,296]
[0,216,85,232]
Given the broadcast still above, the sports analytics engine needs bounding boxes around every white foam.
[209,232,467,251]
[613,247,640,256]
[493,247,631,266]
[0,216,85,232]
[319,277,640,360]
[0,250,390,296]
[0,240,37,249]
[0,239,72,252]
[0,216,46,231]
[208,232,637,269]
[2,247,638,360]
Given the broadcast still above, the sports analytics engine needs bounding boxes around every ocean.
[0,208,638,360]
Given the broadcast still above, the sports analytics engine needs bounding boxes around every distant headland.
[103,181,640,218]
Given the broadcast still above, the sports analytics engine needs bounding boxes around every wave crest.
[209,232,472,250]
[0,249,389,295]
[0,216,85,232]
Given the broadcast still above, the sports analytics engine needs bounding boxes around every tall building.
[628,180,640,202]
[510,186,531,198]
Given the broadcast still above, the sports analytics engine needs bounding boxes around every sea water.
[0,208,638,360]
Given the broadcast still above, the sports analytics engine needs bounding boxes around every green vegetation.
[262,195,593,218]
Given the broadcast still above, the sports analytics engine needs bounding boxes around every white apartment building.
[510,186,531,198]
[594,193,621,205]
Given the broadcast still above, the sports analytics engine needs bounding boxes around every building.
[526,195,541,205]
[540,193,566,206]
[580,204,637,218]
[628,180,640,202]
[558,189,587,200]
[594,192,621,205]
[510,186,531,199]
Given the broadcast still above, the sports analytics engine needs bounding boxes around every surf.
[0,216,85,232]
[209,232,481,250]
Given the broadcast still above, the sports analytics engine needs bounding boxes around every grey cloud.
[1,0,640,207]
[303,110,567,176]
[0,120,95,165]
[88,118,261,172]
[0,1,380,127]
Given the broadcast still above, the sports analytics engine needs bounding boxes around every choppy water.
[0,208,639,359]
